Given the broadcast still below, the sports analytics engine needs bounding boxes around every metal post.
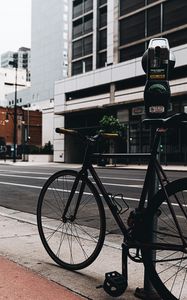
[13,63,18,163]
[135,126,161,300]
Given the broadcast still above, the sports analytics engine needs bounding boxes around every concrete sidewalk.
[0,206,145,300]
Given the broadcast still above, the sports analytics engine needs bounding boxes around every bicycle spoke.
[143,179,187,300]
[37,170,105,270]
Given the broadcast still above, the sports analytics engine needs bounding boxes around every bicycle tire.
[37,169,106,270]
[142,178,187,300]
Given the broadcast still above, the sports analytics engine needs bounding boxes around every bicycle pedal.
[103,271,127,297]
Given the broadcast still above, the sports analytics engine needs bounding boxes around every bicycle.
[37,113,187,300]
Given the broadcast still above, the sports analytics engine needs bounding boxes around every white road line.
[0,181,41,189]
[94,176,144,182]
[101,182,142,188]
[0,171,143,189]
[0,170,52,175]
[0,173,143,188]
[0,171,144,182]
[0,181,186,209]
[0,174,49,180]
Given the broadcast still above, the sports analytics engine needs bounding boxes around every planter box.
[23,154,53,163]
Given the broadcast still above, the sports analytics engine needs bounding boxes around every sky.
[0,0,31,56]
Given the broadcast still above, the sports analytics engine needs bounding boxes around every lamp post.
[9,60,18,162]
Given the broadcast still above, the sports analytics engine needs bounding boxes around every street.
[0,163,186,234]
[0,163,187,300]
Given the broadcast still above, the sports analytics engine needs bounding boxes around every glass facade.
[68,0,187,163]
[97,0,107,69]
[72,0,93,76]
[119,0,187,62]
[73,0,93,18]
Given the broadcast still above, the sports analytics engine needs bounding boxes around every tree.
[99,115,124,135]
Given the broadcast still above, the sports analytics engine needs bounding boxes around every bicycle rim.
[37,170,106,270]
[142,178,187,300]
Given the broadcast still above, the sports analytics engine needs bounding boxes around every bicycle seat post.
[82,138,95,170]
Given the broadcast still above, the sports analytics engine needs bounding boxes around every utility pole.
[9,60,18,162]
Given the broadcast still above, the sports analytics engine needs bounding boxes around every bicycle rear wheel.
[142,178,187,300]
[37,170,106,270]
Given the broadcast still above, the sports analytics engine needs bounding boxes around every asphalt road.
[0,163,186,234]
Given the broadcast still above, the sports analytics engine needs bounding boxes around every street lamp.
[9,60,18,163]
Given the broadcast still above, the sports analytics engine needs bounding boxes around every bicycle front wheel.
[37,170,106,270]
[142,178,187,300]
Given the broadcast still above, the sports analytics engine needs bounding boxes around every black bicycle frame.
[62,129,186,249]
[74,131,164,236]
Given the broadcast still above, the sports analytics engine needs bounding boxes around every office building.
[1,47,31,82]
[0,67,29,107]
[6,0,69,146]
[54,0,187,164]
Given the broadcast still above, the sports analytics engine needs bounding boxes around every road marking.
[0,174,49,180]
[0,171,144,182]
[94,176,144,182]
[0,173,143,188]
[0,181,41,189]
[0,181,186,210]
[0,181,140,203]
[0,175,142,189]
[100,182,142,188]
[0,170,52,176]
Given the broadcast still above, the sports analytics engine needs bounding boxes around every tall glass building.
[54,0,187,164]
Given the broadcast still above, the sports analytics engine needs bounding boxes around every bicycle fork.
[62,174,86,222]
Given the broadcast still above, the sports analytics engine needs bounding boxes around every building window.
[98,29,107,50]
[72,60,82,75]
[98,0,107,6]
[163,0,187,31]
[72,39,82,59]
[96,0,107,69]
[147,0,159,3]
[72,13,93,39]
[84,57,93,72]
[84,35,93,55]
[120,43,145,62]
[147,5,161,36]
[120,0,144,16]
[118,1,187,62]
[98,6,107,28]
[84,0,93,13]
[72,57,93,75]
[73,0,93,19]
[120,12,145,46]
[165,28,187,48]
[97,51,107,68]
[72,34,93,60]
[73,19,83,39]
[73,0,83,19]
[84,13,93,34]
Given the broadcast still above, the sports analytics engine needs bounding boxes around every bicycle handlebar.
[56,128,119,144]
[143,113,187,128]
[55,128,78,135]
[100,132,119,139]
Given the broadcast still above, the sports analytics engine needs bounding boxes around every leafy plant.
[99,115,125,135]
[41,141,53,154]
[29,141,53,154]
